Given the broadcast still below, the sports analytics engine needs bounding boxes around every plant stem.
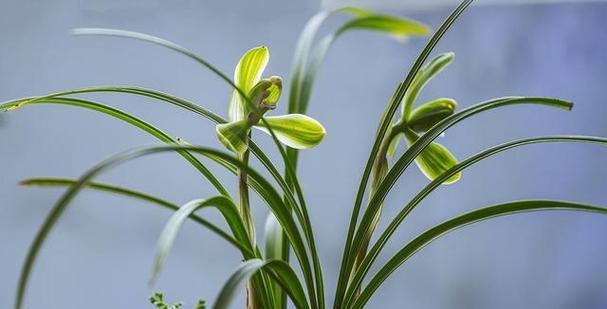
[238,147,262,309]
[349,124,400,299]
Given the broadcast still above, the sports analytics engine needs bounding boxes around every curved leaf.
[353,200,607,308]
[151,196,250,284]
[2,88,322,309]
[407,98,457,132]
[335,3,474,305]
[14,145,315,309]
[214,259,308,309]
[339,94,571,307]
[338,14,430,41]
[343,135,607,307]
[405,129,461,184]
[1,96,229,196]
[254,114,326,149]
[20,178,249,255]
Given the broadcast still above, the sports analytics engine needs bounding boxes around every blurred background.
[2,0,607,308]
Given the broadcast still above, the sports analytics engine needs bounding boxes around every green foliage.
[149,292,206,309]
[4,1,607,309]
[149,291,183,309]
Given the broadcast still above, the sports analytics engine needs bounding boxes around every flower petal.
[407,98,457,132]
[216,120,249,153]
[402,52,454,119]
[254,114,326,149]
[229,46,269,122]
[406,129,461,184]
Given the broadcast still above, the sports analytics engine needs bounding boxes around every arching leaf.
[213,259,308,309]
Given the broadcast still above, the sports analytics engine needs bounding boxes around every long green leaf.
[213,259,309,309]
[20,177,250,255]
[2,88,322,308]
[14,145,313,309]
[71,30,325,303]
[151,196,250,284]
[345,97,572,305]
[334,2,474,305]
[343,135,607,307]
[352,200,607,308]
[1,97,229,196]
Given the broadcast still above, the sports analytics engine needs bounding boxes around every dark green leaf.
[353,200,607,309]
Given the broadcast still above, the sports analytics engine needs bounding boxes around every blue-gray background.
[2,1,607,308]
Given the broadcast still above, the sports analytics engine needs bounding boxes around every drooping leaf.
[338,14,430,42]
[0,96,230,196]
[150,196,249,284]
[229,46,269,122]
[14,145,318,309]
[216,120,249,153]
[407,98,457,132]
[20,177,251,255]
[255,114,326,149]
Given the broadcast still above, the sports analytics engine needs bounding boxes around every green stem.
[349,124,400,298]
[238,145,262,309]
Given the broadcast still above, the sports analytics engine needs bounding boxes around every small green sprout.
[149,291,183,309]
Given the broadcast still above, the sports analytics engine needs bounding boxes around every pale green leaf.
[338,6,375,17]
[408,98,457,132]
[229,46,269,122]
[405,129,460,184]
[264,213,283,260]
[339,15,430,42]
[216,120,249,153]
[254,114,326,149]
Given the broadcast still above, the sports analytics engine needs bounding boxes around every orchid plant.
[4,1,607,309]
